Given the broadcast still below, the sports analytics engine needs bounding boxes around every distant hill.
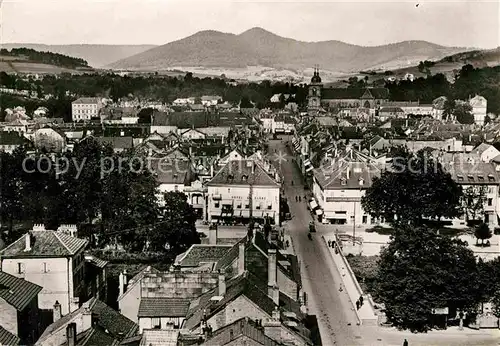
[0,48,89,69]
[108,27,469,73]
[0,44,157,68]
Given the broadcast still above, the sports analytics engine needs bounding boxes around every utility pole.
[353,200,356,246]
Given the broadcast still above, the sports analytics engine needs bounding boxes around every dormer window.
[340,178,347,186]
[468,175,474,182]
[478,175,484,182]
[488,174,495,182]
[457,175,464,182]
[242,175,248,182]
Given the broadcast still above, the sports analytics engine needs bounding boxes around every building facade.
[71,97,103,122]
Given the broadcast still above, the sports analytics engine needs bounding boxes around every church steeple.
[311,64,322,84]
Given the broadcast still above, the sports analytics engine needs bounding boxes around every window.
[478,175,484,182]
[488,175,495,182]
[268,204,272,210]
[340,178,347,186]
[18,263,25,274]
[174,185,178,191]
[362,216,368,224]
[468,175,474,182]
[152,317,161,329]
[214,202,220,208]
[488,198,493,206]
[43,262,48,273]
[228,188,231,193]
[236,204,242,209]
[245,204,250,209]
[256,204,261,210]
[457,175,464,182]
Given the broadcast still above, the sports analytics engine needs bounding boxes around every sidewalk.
[323,234,378,325]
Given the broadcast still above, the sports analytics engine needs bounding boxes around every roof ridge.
[52,231,74,255]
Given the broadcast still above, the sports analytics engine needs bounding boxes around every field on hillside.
[0,57,93,74]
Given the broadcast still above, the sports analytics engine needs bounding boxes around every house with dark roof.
[35,297,138,346]
[312,147,384,225]
[0,271,42,345]
[84,254,108,303]
[207,160,281,225]
[378,107,404,121]
[200,317,284,346]
[95,136,134,153]
[175,245,233,271]
[0,225,89,315]
[139,329,179,346]
[138,297,191,332]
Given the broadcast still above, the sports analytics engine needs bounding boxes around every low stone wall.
[323,235,378,326]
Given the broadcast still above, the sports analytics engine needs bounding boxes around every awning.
[309,200,319,210]
[305,165,314,173]
[315,209,323,215]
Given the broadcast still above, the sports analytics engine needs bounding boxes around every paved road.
[268,139,363,346]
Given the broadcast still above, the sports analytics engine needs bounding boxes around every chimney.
[66,323,77,346]
[218,270,226,296]
[268,249,277,287]
[262,307,282,342]
[82,307,92,331]
[209,225,218,245]
[24,232,31,252]
[53,301,62,322]
[238,242,245,275]
[269,285,279,306]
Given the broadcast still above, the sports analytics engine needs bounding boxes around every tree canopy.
[374,226,481,332]
[362,150,463,227]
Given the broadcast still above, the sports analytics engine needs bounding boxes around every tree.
[137,108,154,124]
[443,99,455,121]
[362,151,463,227]
[151,191,200,253]
[474,223,492,246]
[492,290,500,318]
[240,96,253,108]
[375,226,481,332]
[454,102,475,124]
[462,186,487,224]
[484,114,491,125]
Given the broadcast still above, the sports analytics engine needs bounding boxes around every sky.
[1,0,499,48]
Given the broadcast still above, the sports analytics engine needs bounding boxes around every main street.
[268,138,364,346]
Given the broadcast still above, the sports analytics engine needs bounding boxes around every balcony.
[325,197,361,202]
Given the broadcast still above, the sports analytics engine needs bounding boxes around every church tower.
[308,65,323,111]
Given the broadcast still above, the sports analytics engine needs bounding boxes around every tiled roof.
[214,237,246,271]
[321,87,389,100]
[0,131,29,146]
[72,97,100,104]
[151,111,170,126]
[139,329,179,346]
[138,298,190,317]
[203,317,281,346]
[149,158,194,185]
[0,271,42,310]
[379,107,404,113]
[95,136,134,150]
[85,254,108,268]
[183,272,276,330]
[0,231,88,258]
[444,162,499,184]
[38,298,138,344]
[72,326,119,346]
[313,150,382,190]
[208,160,279,187]
[0,325,19,346]
[175,245,232,267]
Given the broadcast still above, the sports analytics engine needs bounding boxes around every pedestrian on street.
[403,339,408,346]
[356,300,360,310]
[331,240,336,248]
[328,240,332,247]
[339,283,343,292]
[298,196,301,202]
[359,295,364,306]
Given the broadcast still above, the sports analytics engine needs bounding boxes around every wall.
[207,296,268,331]
[207,186,280,224]
[204,334,264,346]
[313,180,376,225]
[138,316,185,333]
[277,268,298,301]
[140,272,218,299]
[1,257,76,314]
[0,297,18,339]
[118,281,141,323]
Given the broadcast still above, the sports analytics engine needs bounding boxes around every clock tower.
[308,66,322,111]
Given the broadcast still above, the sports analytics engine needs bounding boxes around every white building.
[312,148,383,225]
[470,95,487,126]
[0,225,88,315]
[207,160,281,225]
[201,95,222,106]
[71,97,103,122]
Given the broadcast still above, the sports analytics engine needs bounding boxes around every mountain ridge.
[107,27,470,72]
